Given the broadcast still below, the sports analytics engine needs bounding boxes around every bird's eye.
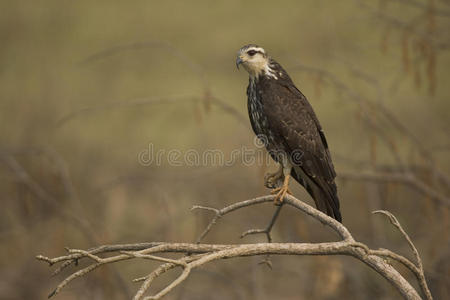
[247,50,257,56]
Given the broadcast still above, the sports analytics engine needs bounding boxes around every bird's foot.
[264,166,284,189]
[270,185,292,205]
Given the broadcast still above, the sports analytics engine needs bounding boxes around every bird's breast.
[247,80,278,150]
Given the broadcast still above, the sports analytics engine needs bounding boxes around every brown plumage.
[236,44,342,222]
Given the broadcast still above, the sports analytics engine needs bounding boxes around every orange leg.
[271,173,292,205]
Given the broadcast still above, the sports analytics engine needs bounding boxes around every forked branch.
[36,195,432,300]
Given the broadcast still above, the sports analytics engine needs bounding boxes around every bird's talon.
[271,187,292,195]
[270,187,281,194]
[272,186,291,205]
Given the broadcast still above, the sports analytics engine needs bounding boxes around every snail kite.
[236,44,342,222]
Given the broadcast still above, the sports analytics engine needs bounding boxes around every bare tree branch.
[37,194,432,299]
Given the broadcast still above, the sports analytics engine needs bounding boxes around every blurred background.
[1,0,449,299]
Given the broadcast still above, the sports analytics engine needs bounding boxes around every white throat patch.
[244,59,278,80]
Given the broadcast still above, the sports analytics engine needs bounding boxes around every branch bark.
[36,194,432,300]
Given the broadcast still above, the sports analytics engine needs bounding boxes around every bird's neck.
[247,58,278,81]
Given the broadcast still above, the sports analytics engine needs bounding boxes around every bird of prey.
[236,44,342,222]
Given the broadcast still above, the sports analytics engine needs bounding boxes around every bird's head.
[236,44,271,78]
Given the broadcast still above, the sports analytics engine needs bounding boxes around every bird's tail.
[308,179,342,223]
[291,168,342,222]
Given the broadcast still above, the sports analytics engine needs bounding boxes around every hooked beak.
[236,56,243,70]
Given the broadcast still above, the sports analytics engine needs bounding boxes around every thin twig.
[373,210,433,300]
[240,205,283,243]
